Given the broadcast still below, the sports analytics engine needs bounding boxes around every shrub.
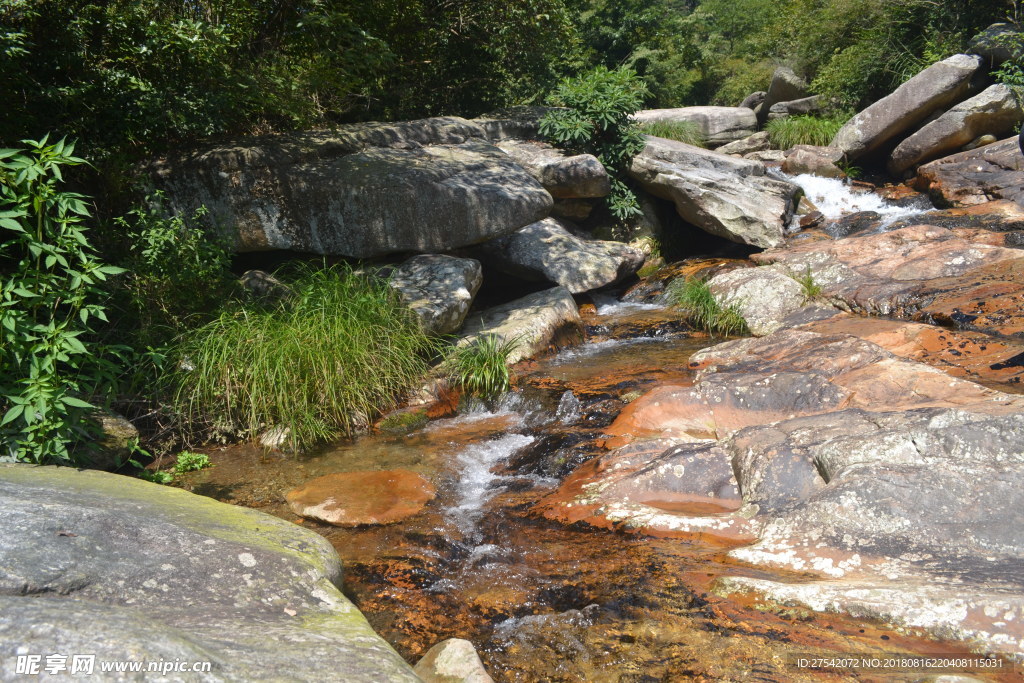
[444,335,520,398]
[540,66,649,221]
[168,265,437,452]
[765,114,848,149]
[638,120,706,147]
[173,451,211,474]
[0,137,124,465]
[666,278,748,337]
[790,267,822,300]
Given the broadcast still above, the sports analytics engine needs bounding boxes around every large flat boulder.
[389,254,482,335]
[914,137,1024,207]
[496,139,610,199]
[458,287,583,364]
[0,464,419,681]
[633,106,757,147]
[831,54,985,161]
[889,84,1024,175]
[476,217,643,294]
[148,117,553,258]
[629,137,801,248]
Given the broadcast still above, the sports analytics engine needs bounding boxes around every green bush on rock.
[540,66,649,221]
[168,265,437,452]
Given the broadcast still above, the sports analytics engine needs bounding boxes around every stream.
[181,300,994,680]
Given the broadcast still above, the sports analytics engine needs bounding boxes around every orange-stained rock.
[286,469,436,527]
[914,137,1024,207]
[914,257,1024,338]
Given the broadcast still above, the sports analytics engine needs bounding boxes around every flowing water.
[782,172,932,232]
[180,298,999,681]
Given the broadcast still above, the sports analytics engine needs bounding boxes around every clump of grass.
[765,114,848,149]
[168,264,437,452]
[790,267,822,300]
[638,120,706,147]
[666,278,748,337]
[445,334,520,398]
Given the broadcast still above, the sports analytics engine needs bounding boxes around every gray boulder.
[705,267,808,336]
[889,84,1024,175]
[414,638,494,683]
[968,23,1022,67]
[739,91,767,110]
[0,464,418,681]
[471,106,557,142]
[716,131,772,156]
[148,117,553,258]
[633,106,757,147]
[388,254,482,335]
[477,217,644,294]
[628,137,801,248]
[761,67,809,121]
[496,139,610,199]
[782,145,845,178]
[915,137,1024,207]
[766,95,824,120]
[832,54,986,161]
[458,287,583,364]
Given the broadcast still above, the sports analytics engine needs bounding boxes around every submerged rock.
[0,464,419,681]
[832,54,985,161]
[286,469,436,526]
[476,217,644,294]
[389,254,482,335]
[148,117,553,258]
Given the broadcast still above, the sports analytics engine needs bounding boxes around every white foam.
[787,173,927,230]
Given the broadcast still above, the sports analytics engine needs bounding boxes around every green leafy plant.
[173,450,211,473]
[994,31,1024,104]
[0,137,124,465]
[666,278,748,337]
[540,66,649,220]
[445,335,520,398]
[638,120,706,147]
[765,114,848,149]
[129,459,175,485]
[168,264,436,452]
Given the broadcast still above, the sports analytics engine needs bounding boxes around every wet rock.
[886,200,1024,235]
[781,145,845,179]
[767,95,823,120]
[750,224,1024,318]
[915,257,1024,338]
[889,85,1024,176]
[628,137,801,248]
[147,117,552,258]
[459,287,583,364]
[476,217,644,294]
[715,131,771,156]
[633,106,757,147]
[286,469,436,526]
[832,54,985,161]
[496,139,610,199]
[0,464,419,681]
[914,137,1024,207]
[389,255,482,335]
[822,210,883,238]
[705,266,807,336]
[414,638,494,683]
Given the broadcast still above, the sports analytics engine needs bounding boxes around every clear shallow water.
[180,302,987,681]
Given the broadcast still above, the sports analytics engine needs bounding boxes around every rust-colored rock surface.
[914,137,1024,207]
[286,469,436,526]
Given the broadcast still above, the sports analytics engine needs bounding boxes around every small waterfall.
[785,173,930,230]
[555,390,581,425]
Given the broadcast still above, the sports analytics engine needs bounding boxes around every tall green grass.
[765,114,848,149]
[666,278,748,337]
[445,334,520,398]
[638,120,706,147]
[168,265,437,451]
